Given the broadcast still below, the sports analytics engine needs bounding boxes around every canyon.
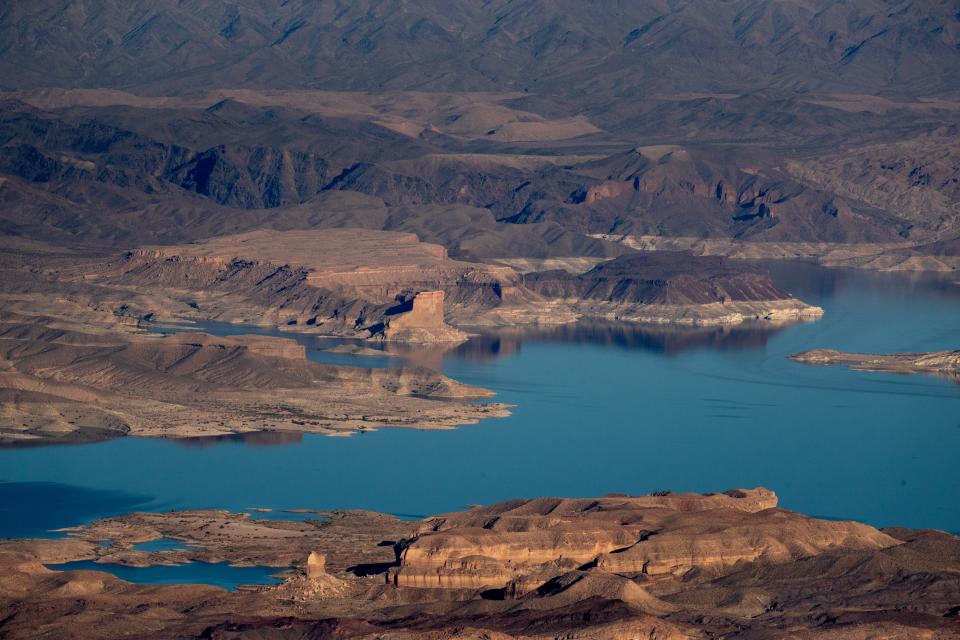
[1,2,959,638]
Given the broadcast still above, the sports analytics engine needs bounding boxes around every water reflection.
[397,263,960,365]
[759,260,960,303]
[148,262,960,368]
[172,431,304,448]
[150,322,396,369]
[445,320,792,362]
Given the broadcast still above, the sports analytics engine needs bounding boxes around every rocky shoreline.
[791,348,960,382]
[0,312,509,446]
[2,488,958,639]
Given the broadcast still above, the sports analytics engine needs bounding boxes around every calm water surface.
[2,263,959,541]
[45,560,283,591]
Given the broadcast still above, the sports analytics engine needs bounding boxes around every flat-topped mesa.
[85,229,518,339]
[387,488,899,591]
[375,290,468,344]
[525,253,824,326]
[792,348,960,382]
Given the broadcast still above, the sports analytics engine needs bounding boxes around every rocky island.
[791,348,960,383]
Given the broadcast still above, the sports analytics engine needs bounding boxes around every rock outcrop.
[80,231,823,333]
[792,348,960,383]
[88,229,519,341]
[376,291,468,343]
[524,253,824,326]
[306,552,326,579]
[387,489,895,590]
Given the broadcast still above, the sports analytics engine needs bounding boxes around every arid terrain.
[1,488,958,639]
[1,1,959,638]
[0,225,819,445]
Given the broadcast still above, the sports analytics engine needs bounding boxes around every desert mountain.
[2,1,959,97]
[0,1,957,269]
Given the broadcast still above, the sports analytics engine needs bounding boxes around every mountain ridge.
[3,1,959,98]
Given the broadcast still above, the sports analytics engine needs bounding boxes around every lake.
[2,262,959,547]
[44,559,283,591]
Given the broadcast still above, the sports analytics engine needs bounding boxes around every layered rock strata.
[3,488,959,639]
[376,290,468,343]
[524,253,823,326]
[65,230,823,334]
[0,313,507,444]
[388,489,891,590]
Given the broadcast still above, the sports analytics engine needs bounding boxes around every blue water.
[2,263,959,544]
[44,560,282,591]
[0,482,154,539]
[133,538,194,552]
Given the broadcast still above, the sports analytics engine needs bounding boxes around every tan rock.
[306,551,326,579]
[378,290,469,343]
[389,489,898,591]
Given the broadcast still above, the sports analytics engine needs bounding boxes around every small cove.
[44,560,283,591]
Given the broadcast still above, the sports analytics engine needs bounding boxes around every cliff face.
[522,253,823,326]
[388,489,895,590]
[87,230,824,335]
[88,230,514,341]
[526,253,792,306]
[378,291,467,344]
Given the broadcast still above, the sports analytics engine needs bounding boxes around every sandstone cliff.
[375,291,467,344]
[524,253,824,326]
[388,489,895,590]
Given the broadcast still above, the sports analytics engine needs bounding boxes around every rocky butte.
[377,290,468,343]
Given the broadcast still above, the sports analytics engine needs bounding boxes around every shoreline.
[2,488,957,639]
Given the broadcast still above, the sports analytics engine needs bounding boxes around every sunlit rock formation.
[388,489,895,590]
[376,290,468,343]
